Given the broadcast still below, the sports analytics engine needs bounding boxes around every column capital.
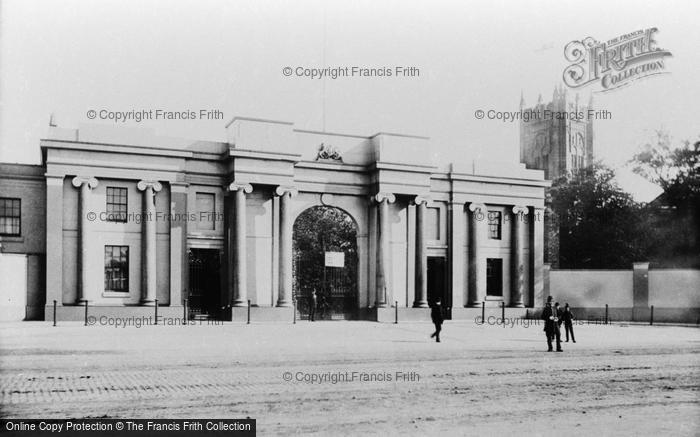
[227,182,254,194]
[512,205,529,215]
[137,180,163,192]
[413,195,431,206]
[374,192,396,204]
[529,206,545,222]
[275,185,298,197]
[71,176,98,189]
[468,202,486,213]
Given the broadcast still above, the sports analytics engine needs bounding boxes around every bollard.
[481,301,485,325]
[605,304,609,325]
[501,301,505,327]
[650,305,654,326]
[154,299,158,325]
[247,299,251,325]
[183,297,188,324]
[395,301,398,324]
[53,300,57,327]
[83,300,88,326]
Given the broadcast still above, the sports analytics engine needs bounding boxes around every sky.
[1,0,698,199]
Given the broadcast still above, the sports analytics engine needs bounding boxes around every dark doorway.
[293,206,359,320]
[188,249,222,319]
[427,256,450,319]
[486,258,503,297]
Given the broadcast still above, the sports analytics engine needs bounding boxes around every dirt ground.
[1,320,698,436]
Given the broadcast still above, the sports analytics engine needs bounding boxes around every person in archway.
[309,288,318,322]
[318,291,330,320]
[430,298,444,343]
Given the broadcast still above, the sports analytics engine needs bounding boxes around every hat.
[546,296,553,302]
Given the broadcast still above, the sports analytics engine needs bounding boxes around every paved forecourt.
[1,320,698,436]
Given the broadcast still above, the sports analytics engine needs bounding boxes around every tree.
[631,130,700,211]
[549,164,648,268]
[631,130,700,267]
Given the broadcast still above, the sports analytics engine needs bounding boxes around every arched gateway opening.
[293,206,359,320]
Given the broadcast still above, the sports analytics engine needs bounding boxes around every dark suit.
[541,304,562,351]
[561,309,576,342]
[430,304,444,342]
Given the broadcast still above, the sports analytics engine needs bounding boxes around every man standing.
[562,303,576,343]
[309,288,318,322]
[318,292,330,320]
[541,296,562,352]
[430,298,444,343]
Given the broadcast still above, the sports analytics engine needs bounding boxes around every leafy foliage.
[549,164,648,268]
[631,130,700,212]
[293,206,358,298]
[549,131,699,269]
[630,131,700,266]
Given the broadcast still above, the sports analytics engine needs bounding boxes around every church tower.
[519,84,594,180]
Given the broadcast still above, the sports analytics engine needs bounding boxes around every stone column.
[169,182,189,307]
[467,203,485,307]
[71,176,98,303]
[227,183,253,307]
[529,207,544,307]
[448,201,467,308]
[510,205,528,307]
[375,192,396,308]
[542,263,551,307]
[413,195,429,308]
[46,176,65,309]
[276,186,298,307]
[137,180,162,305]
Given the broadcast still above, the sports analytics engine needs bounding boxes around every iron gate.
[187,249,222,319]
[292,206,359,321]
[294,258,357,320]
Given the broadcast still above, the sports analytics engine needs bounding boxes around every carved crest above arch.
[316,142,343,162]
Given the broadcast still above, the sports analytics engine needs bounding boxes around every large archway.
[293,206,359,320]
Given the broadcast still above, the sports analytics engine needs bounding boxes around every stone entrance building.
[0,117,548,321]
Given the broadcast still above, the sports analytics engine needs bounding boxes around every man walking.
[541,296,562,352]
[430,298,444,343]
[562,303,576,343]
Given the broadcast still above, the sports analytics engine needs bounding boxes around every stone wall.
[544,263,700,323]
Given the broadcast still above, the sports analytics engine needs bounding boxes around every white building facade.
[0,117,548,321]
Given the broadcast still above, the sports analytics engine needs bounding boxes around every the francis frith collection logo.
[563,28,672,92]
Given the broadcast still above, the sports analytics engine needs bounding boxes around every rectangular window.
[0,198,21,236]
[104,245,129,292]
[487,211,502,240]
[106,187,128,222]
[196,192,216,231]
[486,258,503,297]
